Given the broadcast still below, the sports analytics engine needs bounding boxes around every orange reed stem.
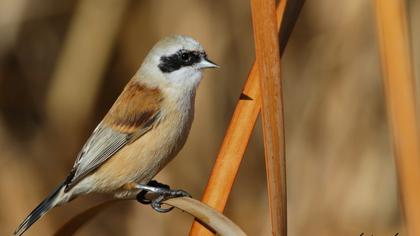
[374,0,420,235]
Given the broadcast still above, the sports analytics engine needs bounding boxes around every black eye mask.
[158,50,203,73]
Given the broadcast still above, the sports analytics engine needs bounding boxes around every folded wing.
[64,80,163,191]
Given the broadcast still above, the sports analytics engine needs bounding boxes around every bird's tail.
[14,182,67,236]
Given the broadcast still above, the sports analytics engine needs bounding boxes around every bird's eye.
[181,52,191,61]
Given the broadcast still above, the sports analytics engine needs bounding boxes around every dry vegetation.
[0,0,419,235]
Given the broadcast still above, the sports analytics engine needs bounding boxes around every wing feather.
[64,80,163,191]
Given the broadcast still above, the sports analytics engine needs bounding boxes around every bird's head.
[138,35,218,90]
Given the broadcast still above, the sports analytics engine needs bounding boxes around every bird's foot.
[136,180,191,213]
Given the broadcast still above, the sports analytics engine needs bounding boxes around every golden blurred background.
[0,0,419,235]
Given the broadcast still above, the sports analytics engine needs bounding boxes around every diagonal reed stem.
[374,0,420,235]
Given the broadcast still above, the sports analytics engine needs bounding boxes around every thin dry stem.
[55,198,246,236]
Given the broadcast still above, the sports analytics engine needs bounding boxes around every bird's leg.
[135,180,191,213]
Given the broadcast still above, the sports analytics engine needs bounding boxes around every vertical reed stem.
[374,0,420,235]
[251,0,287,235]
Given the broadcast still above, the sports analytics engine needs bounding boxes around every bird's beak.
[198,57,219,69]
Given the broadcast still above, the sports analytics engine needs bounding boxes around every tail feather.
[14,182,66,236]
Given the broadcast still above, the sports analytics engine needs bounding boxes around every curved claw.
[169,189,191,198]
[151,195,175,213]
[134,181,191,213]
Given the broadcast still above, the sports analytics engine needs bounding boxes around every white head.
[137,35,218,91]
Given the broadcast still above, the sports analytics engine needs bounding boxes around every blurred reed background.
[0,0,419,235]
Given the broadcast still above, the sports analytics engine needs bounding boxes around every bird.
[14,35,218,236]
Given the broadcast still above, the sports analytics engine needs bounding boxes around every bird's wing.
[64,81,163,191]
